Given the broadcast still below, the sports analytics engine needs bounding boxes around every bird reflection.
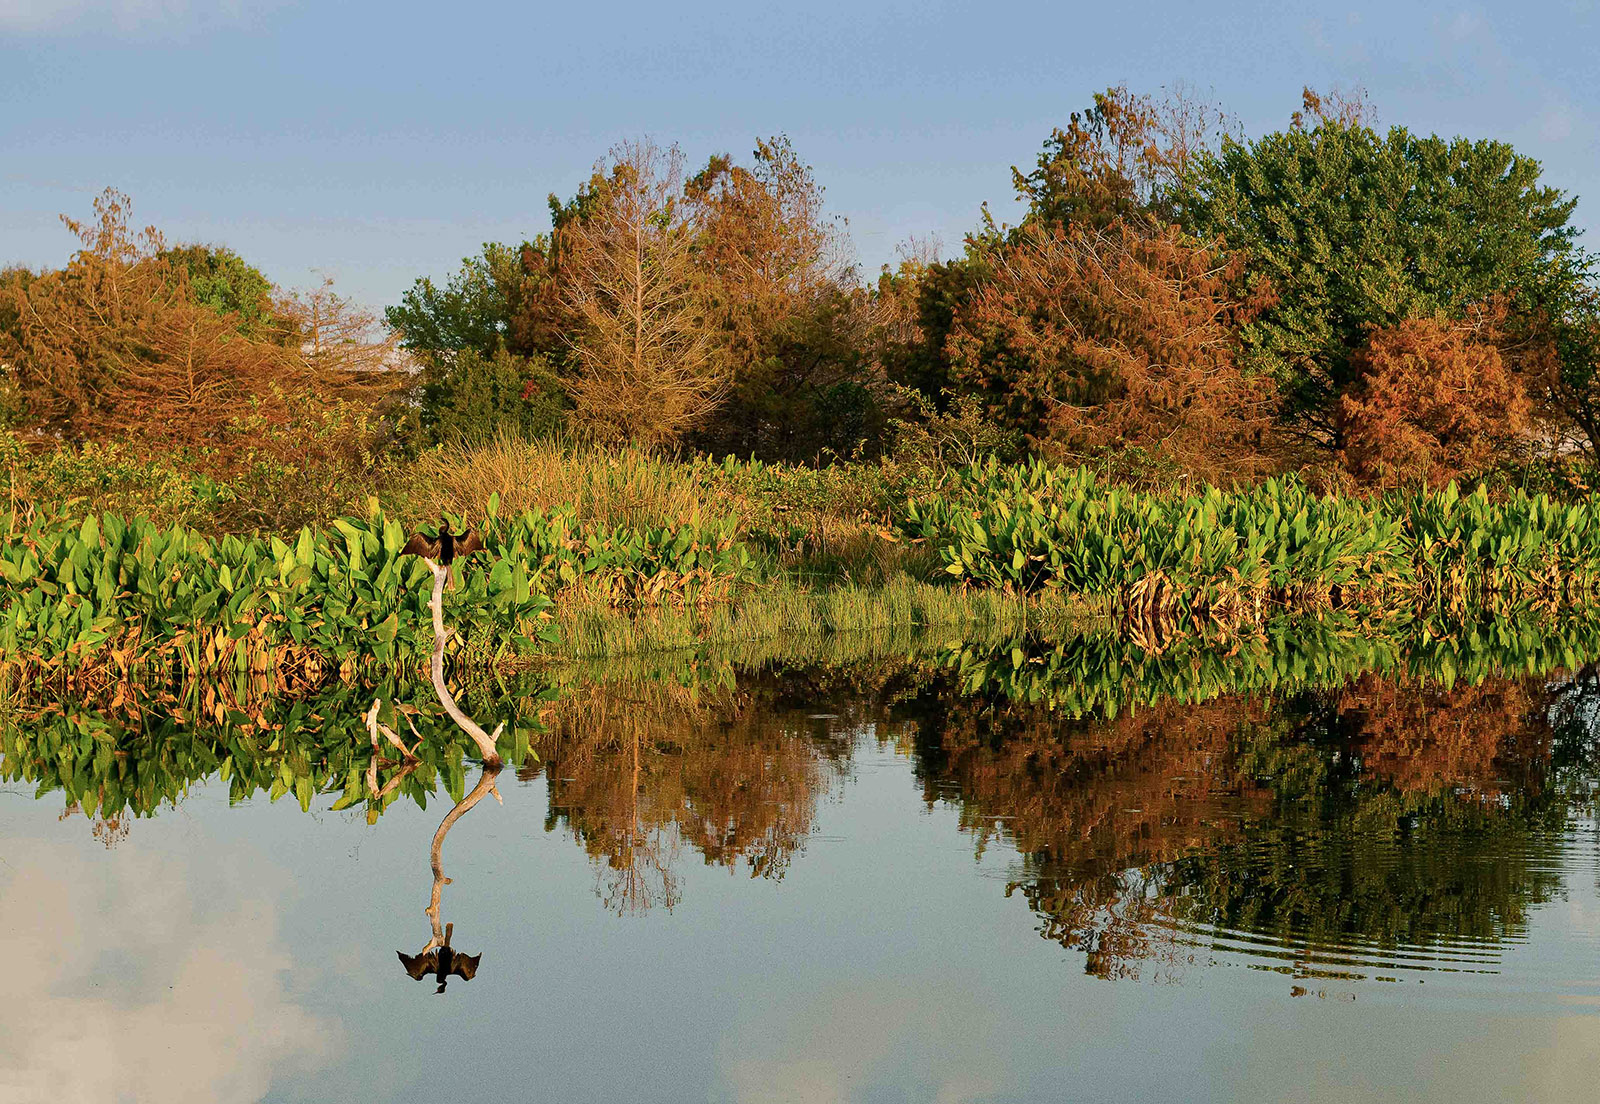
[398,922,482,993]
[398,923,482,993]
[397,761,501,994]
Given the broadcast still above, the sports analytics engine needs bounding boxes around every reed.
[406,434,727,530]
[547,575,1078,661]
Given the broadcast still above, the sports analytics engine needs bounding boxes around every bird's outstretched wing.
[455,528,485,558]
[397,950,439,980]
[401,532,441,559]
[448,952,482,981]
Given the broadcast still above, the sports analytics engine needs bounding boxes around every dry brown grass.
[405,434,749,529]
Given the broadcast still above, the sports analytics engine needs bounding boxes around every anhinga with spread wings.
[398,922,481,994]
[401,522,485,567]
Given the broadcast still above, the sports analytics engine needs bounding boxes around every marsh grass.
[405,434,736,529]
[398,431,926,541]
[548,576,1097,661]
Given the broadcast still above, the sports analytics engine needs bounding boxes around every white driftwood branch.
[365,697,419,758]
[364,697,422,799]
[424,558,505,766]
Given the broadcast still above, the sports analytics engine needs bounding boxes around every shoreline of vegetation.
[6,82,1600,690]
[5,446,1600,688]
[6,596,1600,825]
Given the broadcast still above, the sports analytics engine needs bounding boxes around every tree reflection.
[529,675,857,914]
[10,611,1600,991]
[899,664,1594,982]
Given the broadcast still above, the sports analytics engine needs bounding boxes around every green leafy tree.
[1182,118,1578,448]
[1523,251,1600,456]
[418,346,566,444]
[386,241,538,360]
[159,244,278,337]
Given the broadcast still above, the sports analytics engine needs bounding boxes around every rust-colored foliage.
[1337,316,1532,488]
[912,694,1274,980]
[1338,676,1547,799]
[685,136,850,372]
[947,219,1279,484]
[558,140,727,448]
[4,189,398,461]
[530,677,850,913]
[682,137,875,458]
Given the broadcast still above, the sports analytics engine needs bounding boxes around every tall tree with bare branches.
[558,140,724,447]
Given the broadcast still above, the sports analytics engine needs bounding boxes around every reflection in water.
[396,763,501,992]
[398,923,482,993]
[0,679,542,825]
[4,617,1600,995]
[899,665,1595,984]
[526,676,856,914]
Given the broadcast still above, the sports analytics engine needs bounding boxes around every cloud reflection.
[0,840,340,1104]
[721,983,1006,1104]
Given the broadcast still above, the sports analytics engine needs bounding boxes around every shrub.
[1338,317,1532,488]
[418,346,567,445]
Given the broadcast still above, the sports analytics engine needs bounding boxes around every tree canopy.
[1180,118,1578,447]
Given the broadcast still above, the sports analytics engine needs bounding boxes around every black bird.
[401,521,485,566]
[398,923,482,994]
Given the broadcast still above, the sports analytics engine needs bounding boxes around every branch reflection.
[397,762,501,993]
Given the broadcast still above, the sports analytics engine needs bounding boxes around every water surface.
[5,630,1600,1102]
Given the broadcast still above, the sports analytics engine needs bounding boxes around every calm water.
[5,632,1600,1103]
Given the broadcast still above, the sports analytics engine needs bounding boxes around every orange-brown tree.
[5,189,398,457]
[1336,316,1532,487]
[558,140,726,448]
[946,219,1279,483]
[683,136,875,459]
[1012,83,1231,232]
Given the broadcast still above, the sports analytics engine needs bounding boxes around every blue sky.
[3,0,1597,310]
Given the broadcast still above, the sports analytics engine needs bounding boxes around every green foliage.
[902,459,1600,615]
[0,495,758,673]
[941,609,1600,716]
[693,289,886,463]
[876,255,989,407]
[419,346,568,445]
[902,460,1398,602]
[159,244,279,337]
[885,387,1020,472]
[1181,120,1577,445]
[1393,479,1600,604]
[0,503,556,671]
[0,680,549,821]
[3,431,240,531]
[385,242,532,358]
[1528,250,1600,454]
